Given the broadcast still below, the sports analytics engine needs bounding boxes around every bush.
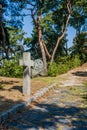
[47,55,81,77]
[47,62,58,76]
[69,55,81,68]
[47,62,69,76]
[0,57,23,78]
[57,63,69,74]
[0,84,4,89]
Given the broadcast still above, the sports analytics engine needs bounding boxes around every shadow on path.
[2,102,87,130]
[72,71,87,77]
[0,96,24,115]
[10,85,22,93]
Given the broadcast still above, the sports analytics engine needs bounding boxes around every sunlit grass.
[64,84,87,108]
[83,82,87,87]
[32,76,58,84]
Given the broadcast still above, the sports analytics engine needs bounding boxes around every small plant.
[47,55,82,77]
[0,84,4,89]
[57,63,69,74]
[71,55,81,68]
[83,82,87,87]
[47,62,58,76]
[0,56,23,78]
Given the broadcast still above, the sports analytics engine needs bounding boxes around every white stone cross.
[19,52,34,96]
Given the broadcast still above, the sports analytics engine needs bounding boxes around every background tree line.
[0,0,87,77]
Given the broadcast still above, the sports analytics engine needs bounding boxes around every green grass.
[68,86,85,96]
[32,76,57,84]
[83,82,87,87]
[0,84,4,89]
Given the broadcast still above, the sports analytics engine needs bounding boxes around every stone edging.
[0,82,57,125]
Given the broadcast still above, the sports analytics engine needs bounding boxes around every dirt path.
[58,63,87,87]
[0,76,54,114]
[1,63,87,130]
[0,63,87,115]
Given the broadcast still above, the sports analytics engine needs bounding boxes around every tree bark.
[51,1,71,63]
[42,41,51,59]
[37,16,47,73]
[0,4,9,59]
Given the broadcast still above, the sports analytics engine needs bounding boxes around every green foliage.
[8,27,25,46]
[48,55,81,76]
[81,53,87,63]
[0,0,87,68]
[83,82,87,87]
[47,62,58,76]
[71,55,81,68]
[0,84,4,89]
[48,62,69,77]
[0,57,23,78]
[57,64,69,75]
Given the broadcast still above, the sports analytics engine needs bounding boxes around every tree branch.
[42,41,51,59]
[27,1,35,7]
[51,1,72,63]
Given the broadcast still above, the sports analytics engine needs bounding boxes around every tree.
[0,2,10,59]
[0,0,25,60]
[2,0,87,72]
[73,32,87,53]
[70,0,87,35]
[0,26,25,60]
[10,0,71,71]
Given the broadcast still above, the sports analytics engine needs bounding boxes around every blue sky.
[23,16,33,37]
[67,27,76,48]
[23,16,76,48]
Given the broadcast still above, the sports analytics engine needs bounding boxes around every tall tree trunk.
[0,4,6,45]
[42,41,51,59]
[0,24,6,46]
[37,16,47,73]
[31,10,51,60]
[0,4,9,59]
[51,0,71,63]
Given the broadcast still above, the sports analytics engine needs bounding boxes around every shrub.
[47,55,81,77]
[0,84,4,89]
[47,62,69,76]
[70,55,81,68]
[0,57,23,78]
[57,63,69,75]
[47,62,58,76]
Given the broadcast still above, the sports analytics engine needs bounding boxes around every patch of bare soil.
[58,63,87,87]
[0,76,51,114]
[0,63,87,114]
